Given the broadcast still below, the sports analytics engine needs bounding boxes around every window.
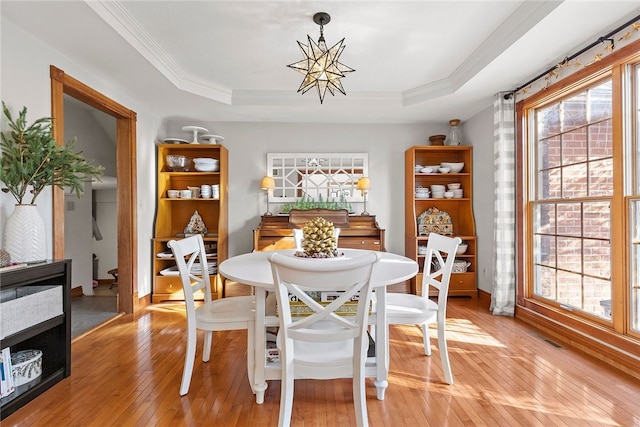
[530,80,613,320]
[519,39,640,349]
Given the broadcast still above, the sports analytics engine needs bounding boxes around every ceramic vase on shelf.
[3,204,47,263]
[446,119,464,146]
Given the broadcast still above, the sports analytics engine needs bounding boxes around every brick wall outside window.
[532,79,612,319]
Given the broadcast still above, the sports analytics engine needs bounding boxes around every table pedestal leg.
[374,287,389,400]
[254,287,269,403]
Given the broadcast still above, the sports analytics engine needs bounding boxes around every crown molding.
[86,0,232,104]
[403,0,562,106]
[86,0,560,109]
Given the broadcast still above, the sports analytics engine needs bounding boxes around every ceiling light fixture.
[287,12,355,104]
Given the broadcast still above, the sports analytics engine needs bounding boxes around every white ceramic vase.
[4,204,47,263]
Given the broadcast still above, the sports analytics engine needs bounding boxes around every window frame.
[516,39,640,360]
[526,76,615,325]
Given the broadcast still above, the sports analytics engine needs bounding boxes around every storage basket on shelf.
[432,258,471,273]
[11,349,42,386]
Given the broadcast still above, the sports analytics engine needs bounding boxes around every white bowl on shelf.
[193,157,218,164]
[193,158,220,172]
[456,244,468,254]
[441,162,464,173]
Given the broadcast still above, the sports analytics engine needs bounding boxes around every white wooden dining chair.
[168,234,256,396]
[293,227,340,251]
[385,233,461,384]
[268,251,381,427]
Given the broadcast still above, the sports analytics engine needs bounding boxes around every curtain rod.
[504,13,640,99]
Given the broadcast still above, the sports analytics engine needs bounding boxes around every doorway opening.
[50,65,138,314]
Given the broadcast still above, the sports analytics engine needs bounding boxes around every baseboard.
[516,304,640,381]
[478,289,491,306]
[71,286,83,297]
[136,292,151,311]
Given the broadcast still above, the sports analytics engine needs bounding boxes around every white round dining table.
[219,248,419,404]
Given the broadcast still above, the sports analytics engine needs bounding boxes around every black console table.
[0,260,71,420]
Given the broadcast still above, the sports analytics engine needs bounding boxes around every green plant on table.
[280,193,353,214]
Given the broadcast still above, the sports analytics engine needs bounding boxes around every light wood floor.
[4,285,640,426]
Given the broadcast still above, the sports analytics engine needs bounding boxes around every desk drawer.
[257,237,295,251]
[339,237,382,251]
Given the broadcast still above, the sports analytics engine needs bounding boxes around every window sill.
[516,298,640,380]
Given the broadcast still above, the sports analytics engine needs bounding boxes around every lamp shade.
[357,177,370,191]
[261,176,275,190]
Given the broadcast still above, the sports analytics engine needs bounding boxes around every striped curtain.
[491,94,516,316]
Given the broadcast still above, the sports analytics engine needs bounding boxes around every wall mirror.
[267,153,368,204]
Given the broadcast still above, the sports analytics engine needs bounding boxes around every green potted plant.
[0,101,104,263]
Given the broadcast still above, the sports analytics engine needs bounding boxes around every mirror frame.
[266,153,368,203]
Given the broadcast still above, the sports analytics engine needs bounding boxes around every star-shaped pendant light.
[287,12,355,104]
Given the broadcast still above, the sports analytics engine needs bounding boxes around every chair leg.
[278,356,294,426]
[353,343,368,427]
[203,331,213,363]
[422,323,432,356]
[180,327,197,396]
[438,324,453,385]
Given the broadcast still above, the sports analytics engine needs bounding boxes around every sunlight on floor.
[387,320,627,426]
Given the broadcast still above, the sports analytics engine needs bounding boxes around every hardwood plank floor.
[4,285,640,426]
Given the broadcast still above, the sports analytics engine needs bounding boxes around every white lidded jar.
[446,119,463,146]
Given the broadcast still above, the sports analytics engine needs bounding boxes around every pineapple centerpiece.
[295,217,340,258]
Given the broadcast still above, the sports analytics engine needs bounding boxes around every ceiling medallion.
[287,12,355,104]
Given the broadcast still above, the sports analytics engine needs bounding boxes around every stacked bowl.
[193,158,219,172]
[431,184,445,198]
[200,185,212,198]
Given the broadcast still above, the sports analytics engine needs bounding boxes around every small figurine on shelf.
[184,210,208,235]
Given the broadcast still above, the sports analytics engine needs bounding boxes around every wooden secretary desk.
[252,209,386,252]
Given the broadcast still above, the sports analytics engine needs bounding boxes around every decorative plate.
[163,138,189,144]
[417,207,453,236]
[160,266,179,276]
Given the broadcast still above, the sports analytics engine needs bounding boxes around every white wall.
[1,17,162,298]
[465,105,496,294]
[64,181,93,294]
[164,121,453,256]
[64,97,117,176]
[93,189,118,280]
